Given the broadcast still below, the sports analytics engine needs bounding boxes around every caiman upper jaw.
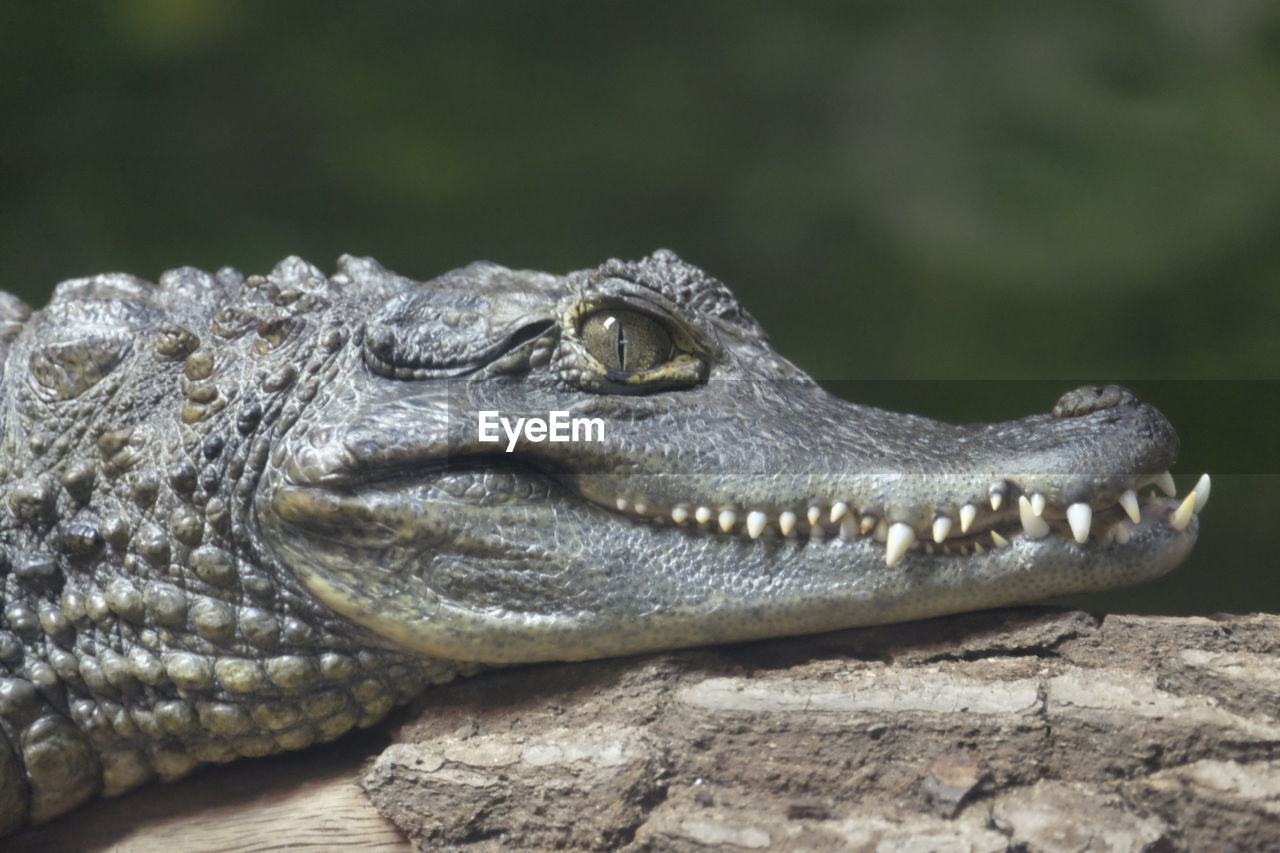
[277,375,1208,572]
[562,382,1205,567]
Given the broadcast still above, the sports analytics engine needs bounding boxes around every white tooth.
[973,541,985,554]
[932,516,952,544]
[989,492,1003,511]
[1112,522,1131,544]
[779,511,797,537]
[1018,495,1050,538]
[1118,489,1141,524]
[671,506,689,524]
[1156,471,1176,497]
[1170,492,1196,532]
[885,522,914,566]
[860,516,877,536]
[746,511,767,539]
[616,497,629,512]
[718,509,737,533]
[807,506,821,527]
[839,514,859,540]
[634,502,648,515]
[829,501,850,524]
[990,529,1009,548]
[1193,473,1211,512]
[873,518,889,542]
[695,506,712,525]
[1030,493,1046,517]
[1066,503,1092,544]
[959,504,977,533]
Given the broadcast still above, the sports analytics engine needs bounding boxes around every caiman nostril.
[1052,384,1136,418]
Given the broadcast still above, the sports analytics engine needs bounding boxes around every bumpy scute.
[0,258,458,834]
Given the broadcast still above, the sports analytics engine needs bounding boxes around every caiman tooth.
[860,516,877,536]
[839,514,859,541]
[932,515,952,544]
[885,522,914,566]
[633,502,648,515]
[1030,493,1046,517]
[990,530,1010,548]
[988,484,1005,512]
[778,511,797,537]
[1018,495,1050,539]
[1193,473,1211,512]
[959,504,977,533]
[671,506,689,524]
[829,502,850,524]
[1155,471,1177,497]
[616,497,629,512]
[695,506,713,525]
[873,519,889,543]
[1118,489,1141,524]
[1170,492,1196,532]
[807,506,821,527]
[1112,522,1131,544]
[746,511,767,539]
[1066,503,1092,544]
[718,509,737,533]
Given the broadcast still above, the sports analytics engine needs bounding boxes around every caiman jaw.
[265,369,1209,666]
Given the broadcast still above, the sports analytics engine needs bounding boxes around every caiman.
[0,250,1207,833]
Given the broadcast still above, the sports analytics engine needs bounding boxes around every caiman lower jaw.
[576,471,1211,566]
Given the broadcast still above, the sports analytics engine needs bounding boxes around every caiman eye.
[581,309,674,372]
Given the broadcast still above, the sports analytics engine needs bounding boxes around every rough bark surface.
[10,607,1280,851]
[366,608,1280,852]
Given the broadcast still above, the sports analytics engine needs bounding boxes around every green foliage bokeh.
[1,1,1276,613]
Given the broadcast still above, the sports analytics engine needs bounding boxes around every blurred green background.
[2,1,1276,614]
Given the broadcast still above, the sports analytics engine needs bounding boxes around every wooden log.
[364,608,1280,851]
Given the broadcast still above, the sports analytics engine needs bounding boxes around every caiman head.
[261,250,1206,664]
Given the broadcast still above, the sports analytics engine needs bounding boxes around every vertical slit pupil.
[616,322,627,369]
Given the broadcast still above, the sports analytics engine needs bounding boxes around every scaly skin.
[0,251,1201,834]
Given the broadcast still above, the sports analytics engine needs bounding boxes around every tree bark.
[364,608,1280,852]
[10,608,1280,852]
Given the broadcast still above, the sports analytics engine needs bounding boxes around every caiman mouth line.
[590,470,1210,564]
[287,447,1210,566]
